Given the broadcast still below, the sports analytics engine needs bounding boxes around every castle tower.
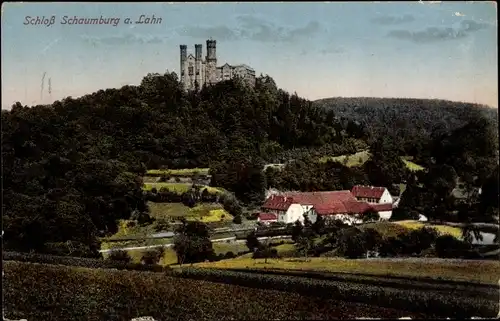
[195,44,203,88]
[180,45,187,85]
[205,39,217,85]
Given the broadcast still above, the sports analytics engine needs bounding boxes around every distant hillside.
[314,97,498,158]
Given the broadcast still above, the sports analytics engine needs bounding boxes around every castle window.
[181,71,185,76]
[188,67,194,75]
[196,71,200,75]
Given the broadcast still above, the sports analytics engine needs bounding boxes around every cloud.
[81,33,170,46]
[460,19,489,32]
[180,26,239,41]
[371,14,415,25]
[388,19,491,44]
[388,27,467,43]
[179,15,322,43]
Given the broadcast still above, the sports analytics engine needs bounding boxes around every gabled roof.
[258,213,278,221]
[282,191,356,207]
[351,186,387,199]
[262,195,294,211]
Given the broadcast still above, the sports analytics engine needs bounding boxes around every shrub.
[107,250,132,263]
[233,215,242,224]
[336,227,367,258]
[252,247,279,259]
[435,235,472,258]
[141,247,164,265]
[153,218,170,232]
[224,251,236,259]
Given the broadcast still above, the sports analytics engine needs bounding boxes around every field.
[149,202,233,223]
[146,168,210,176]
[319,150,425,171]
[186,257,500,285]
[142,182,223,194]
[395,220,463,239]
[4,261,435,320]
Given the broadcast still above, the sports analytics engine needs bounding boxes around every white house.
[260,195,316,224]
[261,188,394,226]
[351,186,393,204]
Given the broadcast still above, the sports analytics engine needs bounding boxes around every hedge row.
[2,251,171,273]
[4,261,429,321]
[174,268,498,318]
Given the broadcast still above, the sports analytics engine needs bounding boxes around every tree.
[336,227,367,258]
[246,231,261,252]
[291,220,304,242]
[296,235,315,261]
[361,228,383,257]
[173,221,214,266]
[141,247,165,265]
[312,214,326,235]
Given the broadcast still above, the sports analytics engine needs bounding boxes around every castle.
[179,39,256,90]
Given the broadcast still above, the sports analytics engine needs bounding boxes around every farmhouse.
[258,187,394,225]
[351,185,393,204]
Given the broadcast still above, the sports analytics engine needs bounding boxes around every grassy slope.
[186,257,500,285]
[149,202,233,223]
[4,261,424,321]
[319,150,425,172]
[395,220,463,239]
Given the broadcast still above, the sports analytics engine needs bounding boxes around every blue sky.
[1,2,497,109]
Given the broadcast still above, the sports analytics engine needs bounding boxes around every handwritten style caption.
[24,15,162,27]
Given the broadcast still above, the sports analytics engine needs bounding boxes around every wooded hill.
[314,97,498,164]
[2,72,498,258]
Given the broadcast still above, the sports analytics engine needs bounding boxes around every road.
[99,235,291,253]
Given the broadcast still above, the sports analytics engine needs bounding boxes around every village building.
[257,186,394,225]
[351,185,393,204]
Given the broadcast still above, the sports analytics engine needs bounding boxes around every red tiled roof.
[343,200,372,214]
[282,191,356,207]
[258,213,278,221]
[262,195,294,211]
[314,201,392,216]
[314,201,347,215]
[370,203,393,211]
[351,186,386,199]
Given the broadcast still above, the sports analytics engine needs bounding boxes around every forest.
[2,72,498,258]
